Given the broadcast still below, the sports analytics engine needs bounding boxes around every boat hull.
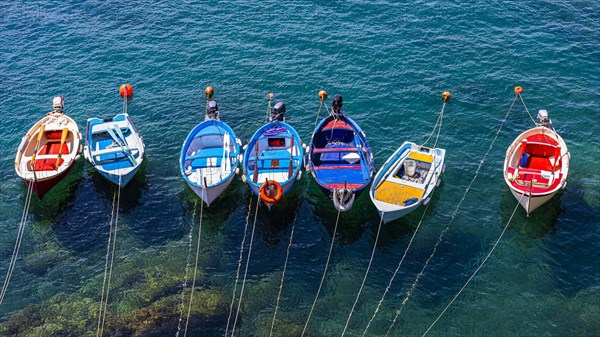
[369,141,445,223]
[307,115,375,211]
[180,119,240,205]
[503,126,569,215]
[509,187,558,214]
[242,120,303,205]
[21,163,75,199]
[15,112,82,198]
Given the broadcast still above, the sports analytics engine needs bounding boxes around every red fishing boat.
[503,108,569,215]
[14,97,82,198]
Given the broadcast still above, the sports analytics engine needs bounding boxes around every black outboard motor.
[271,101,286,122]
[207,100,219,119]
[332,94,343,118]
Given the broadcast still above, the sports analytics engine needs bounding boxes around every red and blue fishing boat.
[306,93,375,211]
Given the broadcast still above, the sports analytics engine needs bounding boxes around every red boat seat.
[45,130,65,140]
[34,158,65,171]
[39,143,69,156]
[33,143,69,171]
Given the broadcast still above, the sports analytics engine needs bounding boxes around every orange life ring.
[260,180,282,204]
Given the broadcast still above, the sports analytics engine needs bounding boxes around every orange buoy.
[514,86,523,94]
[119,84,133,98]
[205,86,214,98]
[319,90,328,100]
[259,180,282,204]
[442,91,451,102]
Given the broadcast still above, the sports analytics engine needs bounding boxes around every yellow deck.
[374,180,424,206]
[408,151,433,163]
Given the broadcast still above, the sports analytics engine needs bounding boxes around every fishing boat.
[306,92,375,212]
[14,96,82,198]
[504,102,569,214]
[242,94,303,207]
[370,92,449,223]
[370,143,445,223]
[180,87,241,205]
[83,85,144,187]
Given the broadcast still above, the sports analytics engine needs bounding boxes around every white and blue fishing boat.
[306,93,375,212]
[180,87,241,205]
[370,92,449,223]
[83,89,144,188]
[242,95,304,207]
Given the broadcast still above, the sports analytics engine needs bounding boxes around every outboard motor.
[271,101,286,122]
[206,100,219,120]
[52,96,64,114]
[332,94,343,118]
[537,109,552,128]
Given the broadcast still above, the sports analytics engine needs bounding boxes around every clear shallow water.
[1,1,599,336]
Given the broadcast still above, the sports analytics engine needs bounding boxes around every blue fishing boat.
[306,93,375,211]
[83,112,144,187]
[180,87,241,205]
[242,95,304,207]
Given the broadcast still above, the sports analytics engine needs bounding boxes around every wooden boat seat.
[91,121,129,135]
[312,147,358,153]
[314,165,362,170]
[186,147,228,161]
[407,151,433,163]
[93,146,139,157]
[323,183,364,189]
[374,180,424,206]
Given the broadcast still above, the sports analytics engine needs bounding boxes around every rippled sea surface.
[1,1,599,336]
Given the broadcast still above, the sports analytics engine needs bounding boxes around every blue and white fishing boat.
[370,142,445,223]
[306,93,375,212]
[370,92,449,223]
[83,88,144,187]
[180,87,241,206]
[242,95,304,207]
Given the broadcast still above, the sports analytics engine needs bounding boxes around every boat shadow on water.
[306,180,380,245]
[501,188,563,238]
[376,179,447,249]
[89,159,148,214]
[26,160,85,222]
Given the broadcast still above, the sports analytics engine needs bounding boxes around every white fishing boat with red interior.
[503,108,569,215]
[14,97,82,198]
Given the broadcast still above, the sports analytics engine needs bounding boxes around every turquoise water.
[1,1,599,336]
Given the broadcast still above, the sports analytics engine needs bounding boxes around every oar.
[106,126,136,166]
[221,132,230,173]
[252,139,259,183]
[54,128,68,169]
[353,132,369,180]
[288,135,294,179]
[29,125,45,170]
[112,124,137,165]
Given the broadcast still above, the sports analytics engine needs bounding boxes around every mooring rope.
[313,99,325,129]
[0,180,34,306]
[518,93,537,126]
[224,198,254,337]
[97,175,122,337]
[361,202,431,337]
[229,196,261,337]
[269,208,300,337]
[175,200,198,337]
[300,207,342,337]
[96,191,117,336]
[365,94,520,336]
[420,100,446,149]
[183,196,205,337]
[421,194,524,337]
[341,213,384,336]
